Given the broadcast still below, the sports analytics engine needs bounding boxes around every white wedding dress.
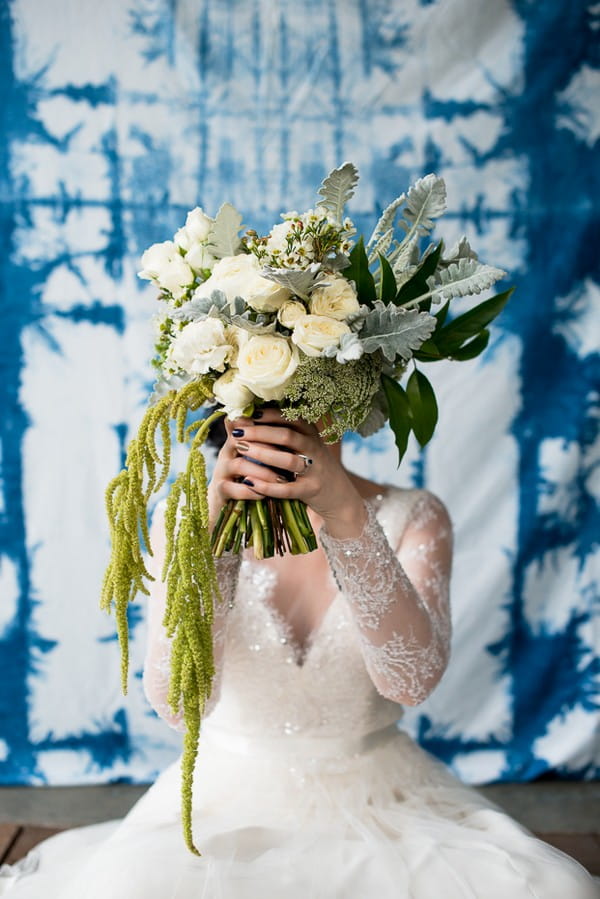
[2,487,597,898]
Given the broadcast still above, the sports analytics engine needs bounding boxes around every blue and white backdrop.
[0,0,598,787]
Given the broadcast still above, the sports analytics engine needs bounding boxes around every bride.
[2,409,597,898]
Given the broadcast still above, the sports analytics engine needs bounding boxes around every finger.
[229,454,292,485]
[232,441,312,478]
[219,479,268,502]
[233,409,317,438]
[228,422,317,454]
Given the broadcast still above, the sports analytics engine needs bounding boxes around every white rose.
[309,274,360,321]
[138,241,177,281]
[195,254,291,313]
[174,207,213,250]
[291,314,351,357]
[167,318,232,375]
[237,334,299,401]
[212,369,255,418]
[277,300,308,329]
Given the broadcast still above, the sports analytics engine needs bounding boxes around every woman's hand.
[207,408,367,538]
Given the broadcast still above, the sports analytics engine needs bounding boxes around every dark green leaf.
[381,374,412,467]
[345,236,376,305]
[378,253,397,303]
[406,369,438,446]
[434,300,450,329]
[448,329,490,360]
[413,339,443,362]
[436,287,514,354]
[395,241,443,306]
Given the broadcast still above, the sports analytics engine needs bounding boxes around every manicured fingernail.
[276,475,287,483]
[252,410,263,419]
[235,440,250,452]
[242,478,254,486]
[232,428,244,437]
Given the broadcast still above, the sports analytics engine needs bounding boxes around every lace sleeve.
[142,504,241,731]
[319,490,452,705]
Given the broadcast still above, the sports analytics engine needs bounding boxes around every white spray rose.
[277,300,308,329]
[138,240,194,301]
[291,314,351,357]
[185,242,216,273]
[237,334,299,401]
[194,254,291,313]
[138,241,178,280]
[167,318,232,375]
[212,369,255,418]
[174,207,213,250]
[309,274,360,321]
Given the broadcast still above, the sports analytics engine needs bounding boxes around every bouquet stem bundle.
[211,496,317,558]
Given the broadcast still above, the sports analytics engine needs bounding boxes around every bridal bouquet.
[101,163,512,852]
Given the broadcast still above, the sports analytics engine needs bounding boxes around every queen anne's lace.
[319,491,452,705]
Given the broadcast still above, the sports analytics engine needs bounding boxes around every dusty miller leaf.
[261,264,324,300]
[171,289,230,321]
[207,203,243,259]
[317,162,359,223]
[360,301,437,362]
[388,175,446,272]
[442,234,478,265]
[427,258,506,301]
[366,194,406,251]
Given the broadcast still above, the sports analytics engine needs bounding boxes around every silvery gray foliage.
[442,235,478,266]
[229,312,276,334]
[426,258,506,302]
[388,174,447,273]
[171,289,231,321]
[150,371,193,403]
[367,226,394,265]
[316,161,359,223]
[323,251,351,272]
[261,263,325,300]
[207,203,244,259]
[360,301,437,362]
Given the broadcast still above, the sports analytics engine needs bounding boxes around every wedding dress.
[2,487,597,898]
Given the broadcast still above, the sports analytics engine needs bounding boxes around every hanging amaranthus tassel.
[101,379,225,855]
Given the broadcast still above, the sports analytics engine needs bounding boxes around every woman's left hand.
[227,408,367,537]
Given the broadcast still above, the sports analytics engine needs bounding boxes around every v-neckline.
[245,490,389,668]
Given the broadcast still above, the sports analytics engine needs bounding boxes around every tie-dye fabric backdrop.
[1,0,598,788]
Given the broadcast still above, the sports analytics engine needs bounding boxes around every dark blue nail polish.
[242,477,254,486]
[232,428,244,437]
[252,410,263,419]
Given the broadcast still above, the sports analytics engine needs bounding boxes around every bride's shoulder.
[377,485,452,532]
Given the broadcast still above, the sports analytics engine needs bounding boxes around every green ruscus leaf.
[406,368,438,447]
[345,236,376,305]
[381,373,412,467]
[435,287,514,355]
[378,253,397,303]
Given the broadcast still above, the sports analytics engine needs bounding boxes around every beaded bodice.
[143,487,453,745]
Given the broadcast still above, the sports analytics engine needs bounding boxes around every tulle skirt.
[2,727,597,898]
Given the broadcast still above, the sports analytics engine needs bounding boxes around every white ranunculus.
[138,241,178,281]
[212,369,255,418]
[237,334,299,401]
[195,254,291,313]
[277,300,308,329]
[167,318,232,375]
[309,274,360,321]
[291,314,351,357]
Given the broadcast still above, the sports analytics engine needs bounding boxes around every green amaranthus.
[101,378,225,856]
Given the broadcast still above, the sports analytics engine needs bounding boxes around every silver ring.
[297,453,313,476]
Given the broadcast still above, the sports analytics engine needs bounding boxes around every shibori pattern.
[0,0,597,789]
